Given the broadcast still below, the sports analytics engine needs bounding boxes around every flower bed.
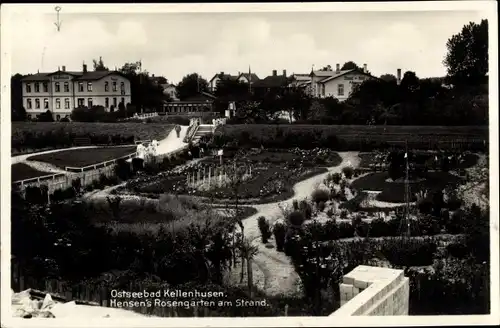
[27,146,137,169]
[122,149,340,204]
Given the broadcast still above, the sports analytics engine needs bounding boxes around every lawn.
[11,163,53,182]
[27,146,137,169]
[358,151,479,170]
[350,171,464,203]
[12,122,174,154]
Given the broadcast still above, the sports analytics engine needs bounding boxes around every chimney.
[283,69,287,77]
[83,63,87,73]
[336,63,340,73]
[152,74,155,78]
[62,66,66,72]
[363,64,367,73]
[397,68,402,85]
[272,70,277,76]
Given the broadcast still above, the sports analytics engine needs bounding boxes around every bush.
[292,199,299,211]
[418,216,441,235]
[417,198,433,215]
[342,166,354,179]
[71,178,82,194]
[287,211,306,227]
[338,222,355,239]
[115,158,133,181]
[258,216,272,243]
[330,173,342,184]
[311,189,330,204]
[381,238,437,267]
[446,242,469,259]
[317,201,326,212]
[299,200,312,220]
[273,222,286,252]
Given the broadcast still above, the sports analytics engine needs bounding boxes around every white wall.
[322,72,372,101]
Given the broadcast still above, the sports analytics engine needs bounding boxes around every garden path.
[238,152,361,296]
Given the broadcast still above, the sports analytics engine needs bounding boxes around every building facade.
[163,92,217,117]
[22,64,132,120]
[309,63,376,101]
[162,83,179,101]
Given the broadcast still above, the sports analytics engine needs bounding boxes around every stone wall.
[330,265,409,316]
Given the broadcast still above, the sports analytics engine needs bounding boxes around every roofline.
[318,69,380,84]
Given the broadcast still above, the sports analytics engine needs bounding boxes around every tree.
[176,73,209,100]
[119,62,166,113]
[380,74,397,83]
[93,57,109,71]
[341,61,360,70]
[38,110,54,122]
[443,19,488,86]
[319,65,332,71]
[307,100,328,121]
[11,74,25,121]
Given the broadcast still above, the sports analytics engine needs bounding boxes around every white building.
[21,64,132,120]
[309,63,376,101]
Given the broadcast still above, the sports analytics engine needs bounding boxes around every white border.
[1,2,498,327]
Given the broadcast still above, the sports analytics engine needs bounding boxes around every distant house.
[21,63,131,121]
[252,69,290,96]
[236,72,260,87]
[310,63,376,101]
[161,83,179,101]
[163,91,217,117]
[208,72,239,92]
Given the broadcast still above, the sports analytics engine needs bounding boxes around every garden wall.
[330,265,409,316]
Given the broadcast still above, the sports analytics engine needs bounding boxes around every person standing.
[175,125,181,138]
[134,142,146,171]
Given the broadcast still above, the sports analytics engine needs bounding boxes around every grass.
[358,151,479,170]
[350,171,464,203]
[11,163,53,182]
[27,146,137,169]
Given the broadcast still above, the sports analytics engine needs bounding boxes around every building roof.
[291,74,311,82]
[317,69,377,84]
[209,73,238,83]
[22,70,128,82]
[253,75,290,88]
[237,72,260,83]
[182,92,216,102]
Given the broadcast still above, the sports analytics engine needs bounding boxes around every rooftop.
[22,70,127,82]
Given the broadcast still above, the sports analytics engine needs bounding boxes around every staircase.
[192,124,214,143]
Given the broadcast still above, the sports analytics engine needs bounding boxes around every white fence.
[65,152,137,173]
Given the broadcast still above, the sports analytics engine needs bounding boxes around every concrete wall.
[330,265,409,316]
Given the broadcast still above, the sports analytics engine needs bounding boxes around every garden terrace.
[121,149,342,204]
[350,171,464,203]
[27,146,137,170]
[11,122,174,154]
[214,125,488,151]
[11,163,53,182]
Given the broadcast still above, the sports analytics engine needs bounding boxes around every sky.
[5,7,489,84]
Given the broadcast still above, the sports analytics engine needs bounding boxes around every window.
[35,98,40,109]
[112,82,117,92]
[78,82,84,92]
[77,98,84,107]
[34,83,40,93]
[113,97,117,108]
[88,98,93,108]
[42,82,48,93]
[120,82,125,92]
[64,82,69,92]
[121,97,125,105]
[44,98,49,109]
[338,84,344,96]
[27,99,32,109]
[56,115,61,121]
[26,83,31,93]
[105,81,109,92]
[55,82,60,92]
[87,82,92,92]
[64,98,70,109]
[105,98,109,108]
[56,98,61,109]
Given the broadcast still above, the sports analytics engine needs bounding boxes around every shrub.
[292,199,299,211]
[338,222,355,239]
[446,195,463,211]
[381,238,437,267]
[342,166,354,179]
[311,189,330,204]
[446,242,469,259]
[445,210,465,234]
[71,178,82,194]
[369,218,389,237]
[317,201,326,212]
[273,222,286,252]
[115,158,133,181]
[323,220,338,239]
[329,173,342,184]
[417,198,433,215]
[299,200,313,220]
[257,216,272,243]
[287,211,306,227]
[418,216,441,235]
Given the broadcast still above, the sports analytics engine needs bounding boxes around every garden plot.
[27,146,137,169]
[120,149,342,204]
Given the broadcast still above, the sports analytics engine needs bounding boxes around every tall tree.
[443,19,488,86]
[380,74,397,83]
[176,73,209,100]
[341,61,361,70]
[93,57,109,71]
[11,73,25,121]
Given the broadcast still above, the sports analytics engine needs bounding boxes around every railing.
[12,172,67,187]
[65,152,137,173]
[183,119,201,143]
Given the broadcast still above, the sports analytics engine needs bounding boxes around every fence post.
[284,304,289,316]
